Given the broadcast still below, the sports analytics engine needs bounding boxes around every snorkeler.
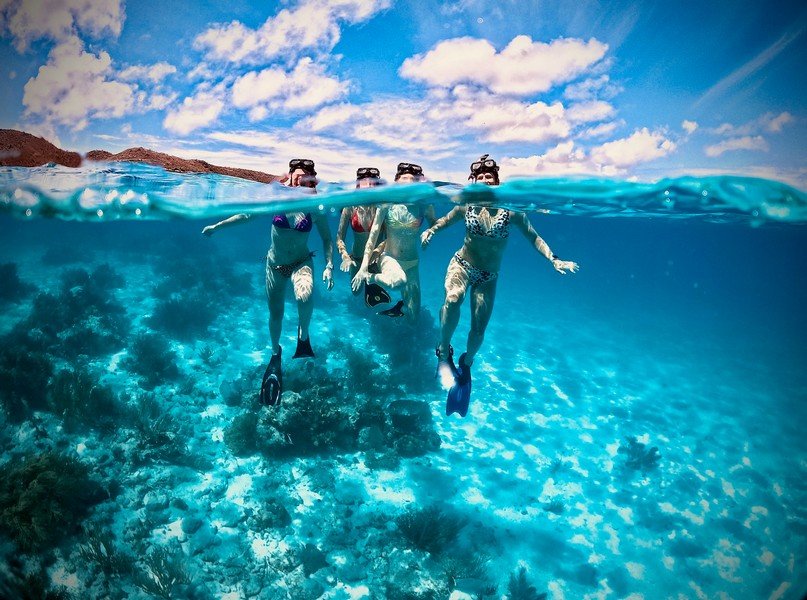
[421,155,579,417]
[202,158,334,406]
[335,168,391,307]
[351,162,436,319]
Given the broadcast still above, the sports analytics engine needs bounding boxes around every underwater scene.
[0,165,806,600]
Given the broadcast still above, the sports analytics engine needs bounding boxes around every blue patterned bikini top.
[465,206,509,239]
[273,213,313,232]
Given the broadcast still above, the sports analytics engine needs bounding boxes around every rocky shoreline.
[0,129,281,184]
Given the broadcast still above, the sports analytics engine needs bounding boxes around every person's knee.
[444,289,465,305]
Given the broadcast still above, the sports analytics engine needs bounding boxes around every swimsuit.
[269,252,314,278]
[451,253,497,286]
[350,208,373,233]
[273,213,313,232]
[386,204,423,231]
[465,206,509,239]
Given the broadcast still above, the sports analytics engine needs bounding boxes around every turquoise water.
[0,164,805,599]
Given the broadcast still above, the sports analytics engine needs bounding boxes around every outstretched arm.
[512,211,579,274]
[335,208,354,272]
[421,206,465,248]
[314,213,334,290]
[202,213,250,236]
[351,206,388,292]
[424,204,437,227]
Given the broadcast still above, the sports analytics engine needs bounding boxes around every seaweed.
[134,546,193,600]
[0,345,54,422]
[124,332,180,389]
[148,291,217,341]
[223,411,260,456]
[0,453,105,553]
[131,394,190,466]
[0,262,35,302]
[506,567,546,600]
[618,436,661,473]
[46,367,122,433]
[78,528,135,592]
[395,505,467,555]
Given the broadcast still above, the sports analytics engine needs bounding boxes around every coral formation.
[0,344,53,422]
[0,262,35,302]
[506,567,547,600]
[0,453,104,552]
[395,505,467,555]
[123,332,180,389]
[618,436,661,473]
[47,367,122,433]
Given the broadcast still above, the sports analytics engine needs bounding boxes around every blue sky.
[0,0,805,187]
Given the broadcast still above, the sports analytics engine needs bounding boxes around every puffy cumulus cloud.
[501,141,609,177]
[502,129,677,177]
[566,100,615,124]
[563,74,621,101]
[232,58,347,117]
[298,103,361,132]
[119,62,177,83]
[399,35,608,95]
[194,0,391,64]
[22,36,135,130]
[682,120,698,134]
[590,128,676,169]
[761,111,793,133]
[2,0,122,51]
[163,85,226,135]
[579,121,621,139]
[704,135,768,157]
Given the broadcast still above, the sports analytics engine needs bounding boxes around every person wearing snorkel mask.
[202,158,334,407]
[335,168,392,306]
[350,162,436,319]
[421,154,579,417]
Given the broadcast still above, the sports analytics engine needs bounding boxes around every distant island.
[0,129,282,184]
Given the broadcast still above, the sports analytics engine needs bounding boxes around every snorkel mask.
[356,167,381,180]
[469,154,499,185]
[395,162,423,181]
[289,158,317,176]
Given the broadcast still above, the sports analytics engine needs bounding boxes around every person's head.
[469,154,499,185]
[289,158,316,187]
[395,162,423,183]
[356,167,382,189]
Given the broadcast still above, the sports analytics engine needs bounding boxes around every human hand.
[351,265,369,292]
[340,254,356,272]
[552,259,579,274]
[323,266,334,291]
[202,225,216,236]
[420,228,434,248]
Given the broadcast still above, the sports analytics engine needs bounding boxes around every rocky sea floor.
[0,228,805,599]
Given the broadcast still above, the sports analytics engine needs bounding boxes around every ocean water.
[0,164,805,599]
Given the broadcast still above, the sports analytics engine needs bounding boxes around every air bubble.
[25,208,32,217]
[135,208,142,216]
[96,209,104,217]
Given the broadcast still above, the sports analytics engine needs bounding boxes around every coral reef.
[0,556,73,599]
[395,505,467,555]
[0,344,53,422]
[148,291,218,341]
[46,367,122,433]
[506,567,547,600]
[134,546,196,600]
[0,262,35,302]
[618,436,661,473]
[0,453,104,552]
[123,332,180,389]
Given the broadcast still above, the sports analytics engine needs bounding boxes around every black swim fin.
[293,335,315,359]
[379,300,404,317]
[259,348,282,406]
[364,282,391,307]
[446,352,472,417]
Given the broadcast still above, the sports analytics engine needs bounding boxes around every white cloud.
[566,100,615,124]
[146,92,178,111]
[400,35,608,95]
[590,127,676,168]
[579,121,621,139]
[502,129,677,178]
[704,135,768,157]
[119,62,177,83]
[194,0,391,64]
[232,58,348,116]
[22,36,135,130]
[163,85,226,135]
[2,0,122,51]
[711,111,794,137]
[564,74,621,101]
[298,103,361,132]
[682,120,698,134]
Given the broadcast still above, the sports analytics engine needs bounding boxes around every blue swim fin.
[259,347,282,406]
[446,353,472,417]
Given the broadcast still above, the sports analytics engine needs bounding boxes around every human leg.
[466,279,497,364]
[438,255,469,357]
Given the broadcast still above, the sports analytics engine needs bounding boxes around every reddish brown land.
[0,129,281,184]
[0,129,81,168]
